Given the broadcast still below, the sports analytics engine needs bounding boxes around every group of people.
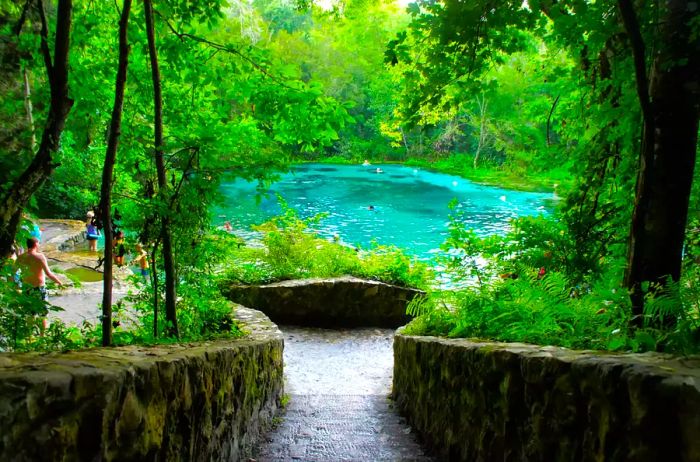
[85,211,149,278]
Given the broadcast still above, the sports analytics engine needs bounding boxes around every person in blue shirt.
[85,211,100,252]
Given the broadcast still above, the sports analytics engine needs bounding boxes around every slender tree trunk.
[620,0,700,323]
[100,0,133,346]
[0,0,73,255]
[144,0,178,337]
[399,127,410,158]
[546,94,560,147]
[474,94,487,169]
[22,67,37,151]
[150,244,159,337]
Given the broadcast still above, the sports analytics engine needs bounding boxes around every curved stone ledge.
[393,333,700,461]
[222,276,424,328]
[0,305,283,462]
[38,219,87,251]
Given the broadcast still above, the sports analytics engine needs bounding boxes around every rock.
[222,276,424,328]
[393,333,700,461]
[37,219,87,252]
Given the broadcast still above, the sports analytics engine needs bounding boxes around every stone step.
[254,394,433,461]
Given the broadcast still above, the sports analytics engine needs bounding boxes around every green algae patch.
[65,266,103,282]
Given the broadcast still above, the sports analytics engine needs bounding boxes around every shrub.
[224,205,431,290]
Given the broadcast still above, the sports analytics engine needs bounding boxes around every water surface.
[218,163,551,260]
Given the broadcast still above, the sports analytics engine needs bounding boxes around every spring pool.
[218,163,553,261]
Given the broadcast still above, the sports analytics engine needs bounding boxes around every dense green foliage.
[404,212,700,354]
[0,236,244,352]
[0,0,698,354]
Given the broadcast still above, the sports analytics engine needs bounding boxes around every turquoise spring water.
[218,163,554,261]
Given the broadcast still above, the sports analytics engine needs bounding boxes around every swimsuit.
[26,286,49,309]
[86,224,100,240]
[115,239,126,257]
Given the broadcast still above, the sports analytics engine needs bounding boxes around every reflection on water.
[218,163,552,261]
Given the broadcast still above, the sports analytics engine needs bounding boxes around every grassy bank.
[310,154,572,193]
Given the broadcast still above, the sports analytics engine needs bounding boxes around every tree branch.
[36,0,54,89]
[546,94,560,146]
[154,10,299,91]
[13,0,32,36]
[617,0,653,123]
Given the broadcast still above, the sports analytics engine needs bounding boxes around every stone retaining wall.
[0,306,284,461]
[393,333,700,462]
[223,276,424,328]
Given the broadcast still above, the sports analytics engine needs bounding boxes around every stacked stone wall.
[0,306,283,461]
[223,276,423,328]
[393,333,700,461]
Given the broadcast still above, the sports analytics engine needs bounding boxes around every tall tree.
[100,0,133,346]
[620,0,700,320]
[144,0,178,337]
[0,0,73,255]
[388,0,700,319]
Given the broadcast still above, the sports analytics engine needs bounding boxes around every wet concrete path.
[254,327,433,461]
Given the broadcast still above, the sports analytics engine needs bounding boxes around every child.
[113,231,126,266]
[134,243,149,279]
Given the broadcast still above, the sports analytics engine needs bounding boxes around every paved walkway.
[254,327,433,461]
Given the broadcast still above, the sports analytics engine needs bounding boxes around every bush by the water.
[404,210,700,355]
[224,205,432,290]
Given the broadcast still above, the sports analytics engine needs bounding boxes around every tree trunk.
[144,0,178,337]
[22,67,37,151]
[0,0,73,256]
[150,244,159,337]
[474,94,487,169]
[621,0,700,322]
[399,127,409,158]
[100,0,133,346]
[546,94,560,147]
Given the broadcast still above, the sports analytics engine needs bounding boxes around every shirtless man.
[15,237,62,301]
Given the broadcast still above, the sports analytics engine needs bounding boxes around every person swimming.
[362,159,371,166]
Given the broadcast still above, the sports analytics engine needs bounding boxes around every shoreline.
[305,157,568,193]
